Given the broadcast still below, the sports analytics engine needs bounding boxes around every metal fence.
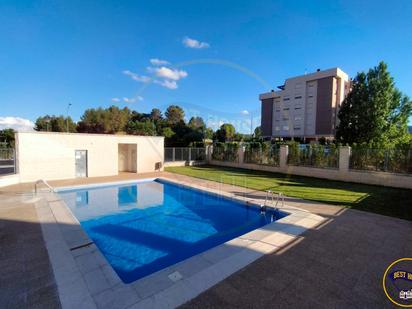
[164,147,206,162]
[0,148,16,175]
[211,144,239,163]
[350,148,412,174]
[244,145,280,166]
[287,145,339,169]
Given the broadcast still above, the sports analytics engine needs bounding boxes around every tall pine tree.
[336,62,412,148]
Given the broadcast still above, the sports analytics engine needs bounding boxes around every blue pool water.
[58,179,287,283]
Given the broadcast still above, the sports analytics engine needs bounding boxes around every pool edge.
[35,176,326,309]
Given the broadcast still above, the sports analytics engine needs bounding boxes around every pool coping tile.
[34,176,326,309]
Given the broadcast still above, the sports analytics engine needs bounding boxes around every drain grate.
[70,241,94,251]
[168,271,183,282]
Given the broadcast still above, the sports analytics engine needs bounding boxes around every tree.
[204,127,214,140]
[77,106,130,133]
[105,106,131,133]
[0,128,15,148]
[77,108,105,133]
[160,127,175,138]
[336,62,412,148]
[188,116,206,130]
[126,120,156,136]
[35,115,76,132]
[254,126,262,138]
[214,123,236,142]
[165,105,185,125]
[150,108,163,121]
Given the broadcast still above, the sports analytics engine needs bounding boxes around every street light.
[250,112,253,136]
[66,103,72,132]
[45,116,50,132]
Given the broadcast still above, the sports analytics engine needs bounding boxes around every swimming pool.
[58,179,287,283]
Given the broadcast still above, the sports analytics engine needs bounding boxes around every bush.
[212,142,239,162]
[244,142,280,166]
[287,143,339,168]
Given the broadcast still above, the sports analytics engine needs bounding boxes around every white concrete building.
[260,68,350,140]
[14,132,164,182]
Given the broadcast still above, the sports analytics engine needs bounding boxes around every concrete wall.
[207,145,412,190]
[15,132,164,182]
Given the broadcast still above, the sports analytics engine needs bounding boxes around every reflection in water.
[118,186,137,206]
[60,181,164,221]
[75,191,89,207]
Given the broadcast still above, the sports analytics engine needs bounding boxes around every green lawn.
[165,165,412,221]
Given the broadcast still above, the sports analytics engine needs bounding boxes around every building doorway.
[118,144,137,173]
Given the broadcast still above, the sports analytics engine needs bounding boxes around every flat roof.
[15,131,164,139]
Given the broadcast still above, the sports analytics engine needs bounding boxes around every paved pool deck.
[1,172,411,308]
[0,194,61,308]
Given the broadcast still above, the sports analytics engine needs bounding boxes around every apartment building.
[260,68,350,140]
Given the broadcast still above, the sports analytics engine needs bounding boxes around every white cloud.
[154,79,178,90]
[111,97,121,102]
[150,58,170,66]
[122,70,151,83]
[148,66,188,81]
[240,110,249,115]
[182,37,210,49]
[122,60,188,91]
[0,116,34,131]
[122,96,143,103]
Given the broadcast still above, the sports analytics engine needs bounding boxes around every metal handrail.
[263,190,284,210]
[34,179,54,194]
[275,192,285,209]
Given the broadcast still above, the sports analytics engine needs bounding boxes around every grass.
[165,165,412,221]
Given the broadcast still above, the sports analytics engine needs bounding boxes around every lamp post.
[45,117,50,132]
[250,112,253,136]
[66,103,72,132]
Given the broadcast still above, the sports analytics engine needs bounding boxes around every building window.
[283,107,289,110]
[294,96,302,99]
[283,97,290,101]
[283,126,289,130]
[294,127,301,130]
[295,106,302,110]
[294,116,302,121]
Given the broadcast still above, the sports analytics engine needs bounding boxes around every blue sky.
[1,0,411,132]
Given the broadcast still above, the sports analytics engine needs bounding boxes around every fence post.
[206,145,213,163]
[339,146,351,173]
[172,147,175,162]
[279,145,289,170]
[238,145,245,165]
[188,148,191,161]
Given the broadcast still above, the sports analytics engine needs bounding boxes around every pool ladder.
[34,179,55,194]
[261,190,284,212]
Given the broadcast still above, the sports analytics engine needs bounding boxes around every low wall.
[0,174,20,187]
[164,160,207,167]
[207,146,412,190]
